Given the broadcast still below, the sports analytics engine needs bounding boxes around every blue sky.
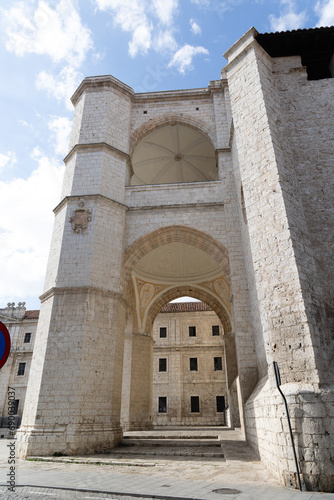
[0,0,333,310]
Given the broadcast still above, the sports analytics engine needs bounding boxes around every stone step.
[121,438,221,447]
[123,433,219,440]
[108,445,225,458]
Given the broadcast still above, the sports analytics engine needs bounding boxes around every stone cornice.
[127,201,224,212]
[53,194,128,215]
[64,142,131,167]
[134,87,212,103]
[40,286,126,307]
[71,75,134,105]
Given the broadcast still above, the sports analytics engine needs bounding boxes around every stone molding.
[39,286,126,306]
[71,75,134,105]
[63,142,132,173]
[53,194,128,216]
[128,201,224,212]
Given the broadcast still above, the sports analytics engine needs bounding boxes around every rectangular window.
[12,400,19,415]
[158,397,167,413]
[216,396,225,412]
[17,363,26,376]
[191,396,200,413]
[159,358,167,372]
[159,327,167,338]
[214,357,223,371]
[212,325,220,336]
[189,326,196,337]
[190,358,198,371]
[24,332,31,343]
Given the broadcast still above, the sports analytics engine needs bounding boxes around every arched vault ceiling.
[133,242,225,284]
[131,124,217,185]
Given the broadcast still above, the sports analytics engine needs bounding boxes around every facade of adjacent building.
[0,304,38,437]
[3,26,333,492]
[151,302,226,427]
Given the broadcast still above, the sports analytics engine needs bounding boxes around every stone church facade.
[10,26,334,491]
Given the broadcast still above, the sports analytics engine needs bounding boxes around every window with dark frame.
[158,397,167,413]
[212,325,219,336]
[189,326,196,337]
[190,358,198,371]
[159,358,167,372]
[12,399,19,415]
[24,332,31,343]
[159,327,167,338]
[191,396,200,413]
[214,357,223,371]
[17,363,26,376]
[216,395,225,412]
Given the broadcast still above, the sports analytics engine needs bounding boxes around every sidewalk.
[1,430,334,500]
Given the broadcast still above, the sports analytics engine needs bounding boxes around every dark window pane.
[17,363,26,376]
[214,357,222,371]
[158,397,167,413]
[189,326,196,337]
[190,358,198,371]
[159,358,167,372]
[13,400,19,415]
[191,396,200,413]
[212,325,219,336]
[160,327,167,338]
[216,396,225,412]
[24,333,31,343]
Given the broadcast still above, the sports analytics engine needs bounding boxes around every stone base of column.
[17,424,123,458]
[244,376,334,492]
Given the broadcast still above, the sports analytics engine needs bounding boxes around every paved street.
[1,429,334,500]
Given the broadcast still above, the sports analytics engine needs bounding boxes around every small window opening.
[143,110,147,114]
[216,396,225,412]
[191,396,200,413]
[212,325,219,336]
[196,107,199,110]
[24,333,31,343]
[12,400,19,415]
[189,326,196,337]
[17,363,26,376]
[190,358,198,371]
[158,397,167,413]
[214,357,223,371]
[159,358,167,372]
[160,327,167,338]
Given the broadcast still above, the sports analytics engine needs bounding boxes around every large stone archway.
[16,42,334,491]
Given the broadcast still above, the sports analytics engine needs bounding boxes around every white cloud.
[269,0,307,32]
[190,19,201,35]
[129,24,152,57]
[0,150,64,308]
[3,0,93,68]
[95,0,152,56]
[154,30,178,53]
[152,0,178,25]
[36,66,82,110]
[48,116,72,157]
[0,152,17,172]
[168,44,209,73]
[315,0,334,26]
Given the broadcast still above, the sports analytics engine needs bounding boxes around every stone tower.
[17,26,334,492]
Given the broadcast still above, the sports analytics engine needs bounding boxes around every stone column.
[17,76,133,457]
[126,333,154,430]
